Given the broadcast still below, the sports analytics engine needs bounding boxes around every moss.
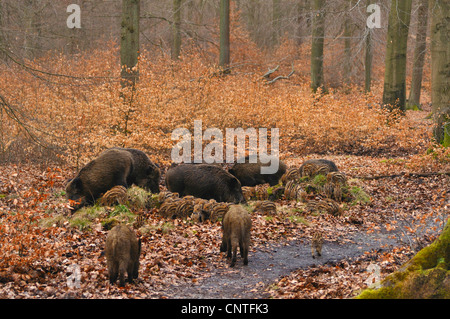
[126,186,158,210]
[312,174,326,187]
[348,186,371,204]
[357,221,450,299]
[69,217,93,231]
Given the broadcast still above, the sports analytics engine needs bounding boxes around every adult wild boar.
[112,147,160,193]
[165,164,246,204]
[105,225,141,287]
[298,159,338,178]
[66,148,160,210]
[228,155,287,187]
[220,205,252,267]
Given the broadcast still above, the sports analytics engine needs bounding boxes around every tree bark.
[171,0,182,60]
[343,0,355,84]
[430,0,450,146]
[272,0,281,46]
[364,0,374,93]
[364,27,373,93]
[382,0,412,111]
[219,0,230,68]
[310,0,326,93]
[120,0,140,88]
[407,0,429,110]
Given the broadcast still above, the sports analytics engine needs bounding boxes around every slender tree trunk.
[272,0,281,46]
[246,0,258,43]
[364,0,375,93]
[295,1,303,46]
[171,0,182,60]
[364,27,373,93]
[310,0,326,92]
[120,0,140,88]
[219,0,230,68]
[430,0,450,146]
[407,0,429,110]
[382,0,412,111]
[343,0,355,84]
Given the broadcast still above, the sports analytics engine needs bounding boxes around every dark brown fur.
[105,225,141,287]
[66,148,160,210]
[112,147,160,193]
[299,159,338,178]
[165,164,245,204]
[66,149,134,210]
[220,205,252,267]
[228,155,287,187]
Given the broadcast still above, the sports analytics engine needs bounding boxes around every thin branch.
[0,92,48,148]
[353,172,450,180]
[262,65,279,78]
[265,64,295,85]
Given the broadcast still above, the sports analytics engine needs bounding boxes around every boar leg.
[242,241,249,266]
[108,261,118,284]
[118,261,127,287]
[230,237,238,267]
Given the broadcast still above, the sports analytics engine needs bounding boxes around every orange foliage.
[0,39,435,170]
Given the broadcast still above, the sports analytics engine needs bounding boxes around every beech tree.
[406,0,429,110]
[219,0,230,68]
[430,0,450,146]
[120,0,140,88]
[382,0,412,111]
[310,0,325,92]
[171,0,182,60]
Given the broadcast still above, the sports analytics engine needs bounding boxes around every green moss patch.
[357,221,450,299]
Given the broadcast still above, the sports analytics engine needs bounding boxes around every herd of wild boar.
[65,148,346,286]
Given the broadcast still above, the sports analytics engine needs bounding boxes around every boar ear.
[228,176,241,188]
[147,164,159,174]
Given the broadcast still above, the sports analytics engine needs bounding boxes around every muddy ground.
[161,218,438,299]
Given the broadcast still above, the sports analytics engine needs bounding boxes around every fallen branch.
[265,64,295,85]
[353,171,450,180]
[262,65,279,78]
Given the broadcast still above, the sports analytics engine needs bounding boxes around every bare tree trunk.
[219,0,230,68]
[407,0,429,110]
[171,0,182,60]
[310,0,326,93]
[364,27,373,93]
[430,0,450,146]
[120,0,140,88]
[343,0,355,84]
[364,0,374,93]
[382,0,412,111]
[272,0,281,46]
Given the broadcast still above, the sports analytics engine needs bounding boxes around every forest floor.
[0,150,448,299]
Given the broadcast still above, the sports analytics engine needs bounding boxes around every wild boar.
[228,155,287,187]
[112,147,160,194]
[165,164,245,204]
[105,225,141,287]
[66,148,134,210]
[220,205,252,267]
[66,148,160,210]
[99,185,128,206]
[299,159,338,178]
